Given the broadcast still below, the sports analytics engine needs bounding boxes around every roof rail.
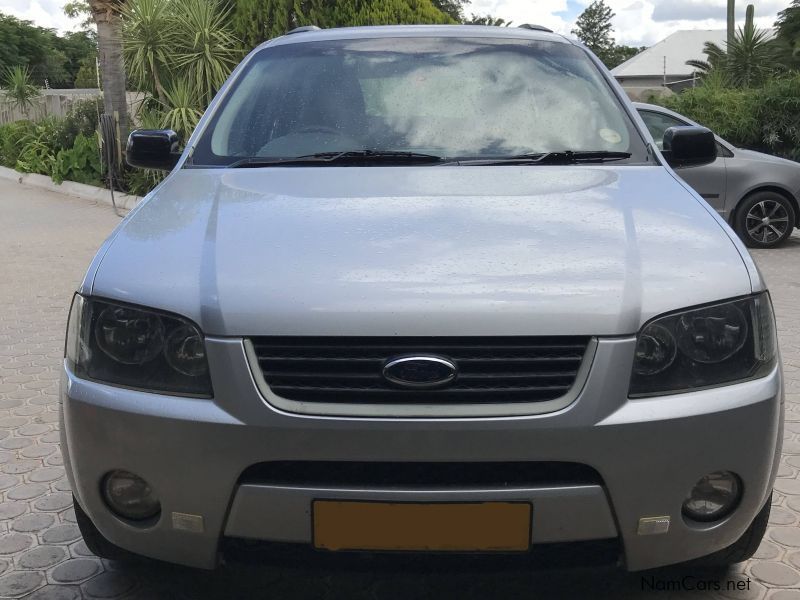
[518,24,553,33]
[286,25,321,35]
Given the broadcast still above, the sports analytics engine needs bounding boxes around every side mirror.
[661,126,716,168]
[126,129,181,171]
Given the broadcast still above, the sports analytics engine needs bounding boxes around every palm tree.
[686,5,782,88]
[87,0,130,140]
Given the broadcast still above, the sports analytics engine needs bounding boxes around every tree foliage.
[571,0,614,61]
[466,14,511,26]
[231,0,454,50]
[570,0,642,68]
[775,0,800,68]
[0,12,96,87]
[429,0,468,21]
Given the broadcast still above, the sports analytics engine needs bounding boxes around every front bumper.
[60,336,783,571]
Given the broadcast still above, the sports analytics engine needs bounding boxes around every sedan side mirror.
[126,129,182,171]
[661,126,716,168]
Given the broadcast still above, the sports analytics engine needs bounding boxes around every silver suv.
[61,25,783,572]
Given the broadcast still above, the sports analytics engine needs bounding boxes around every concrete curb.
[0,166,142,210]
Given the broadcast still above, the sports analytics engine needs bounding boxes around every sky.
[0,0,790,46]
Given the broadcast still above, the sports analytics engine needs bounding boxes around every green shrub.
[13,120,59,174]
[652,75,800,160]
[757,75,800,160]
[57,99,101,149]
[0,120,36,168]
[52,133,102,185]
[121,165,164,197]
[659,81,761,148]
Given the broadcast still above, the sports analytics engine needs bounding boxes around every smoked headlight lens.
[65,295,212,397]
[630,293,776,397]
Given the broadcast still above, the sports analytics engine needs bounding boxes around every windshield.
[192,36,648,166]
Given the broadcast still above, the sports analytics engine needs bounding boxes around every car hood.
[91,166,752,337]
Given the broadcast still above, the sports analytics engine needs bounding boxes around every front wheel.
[735,192,795,249]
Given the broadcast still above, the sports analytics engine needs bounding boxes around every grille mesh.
[250,337,590,404]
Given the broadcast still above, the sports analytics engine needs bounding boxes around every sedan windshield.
[192,36,647,166]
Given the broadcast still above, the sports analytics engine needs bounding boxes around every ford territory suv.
[61,25,783,572]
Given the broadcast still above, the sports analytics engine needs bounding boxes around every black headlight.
[629,293,777,397]
[65,295,213,397]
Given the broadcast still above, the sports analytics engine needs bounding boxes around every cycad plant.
[2,66,41,116]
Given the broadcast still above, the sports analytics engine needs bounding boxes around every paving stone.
[34,494,73,512]
[28,467,65,483]
[2,460,41,475]
[53,479,71,493]
[0,533,33,555]
[20,444,56,459]
[18,545,67,569]
[0,571,44,598]
[0,502,27,520]
[0,437,33,450]
[40,432,60,444]
[61,508,76,523]
[750,561,800,586]
[11,513,55,533]
[0,473,19,490]
[45,454,63,466]
[772,476,800,496]
[50,558,101,583]
[6,483,48,501]
[41,524,80,545]
[25,585,82,600]
[769,506,798,525]
[754,539,783,560]
[770,526,800,548]
[15,423,49,437]
[69,540,92,558]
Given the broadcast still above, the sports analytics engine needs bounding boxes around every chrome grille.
[249,336,590,404]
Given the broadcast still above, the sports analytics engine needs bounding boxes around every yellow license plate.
[312,500,531,552]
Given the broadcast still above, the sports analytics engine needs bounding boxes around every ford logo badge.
[382,356,458,389]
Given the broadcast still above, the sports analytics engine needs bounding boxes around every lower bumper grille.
[249,336,590,404]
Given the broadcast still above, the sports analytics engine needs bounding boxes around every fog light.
[102,470,161,521]
[682,471,741,522]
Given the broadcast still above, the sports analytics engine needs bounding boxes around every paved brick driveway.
[1,178,800,599]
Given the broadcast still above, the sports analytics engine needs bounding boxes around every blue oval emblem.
[382,356,458,389]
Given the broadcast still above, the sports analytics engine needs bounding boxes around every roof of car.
[260,25,571,50]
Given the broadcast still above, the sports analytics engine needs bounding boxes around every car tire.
[690,493,771,568]
[73,496,139,562]
[734,192,795,249]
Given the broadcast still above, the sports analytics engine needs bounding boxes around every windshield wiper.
[454,150,632,166]
[228,150,443,168]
